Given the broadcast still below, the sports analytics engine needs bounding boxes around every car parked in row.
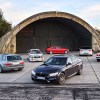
[0,54,24,73]
[46,46,69,54]
[31,54,83,84]
[28,49,44,62]
[79,46,93,56]
[96,53,100,62]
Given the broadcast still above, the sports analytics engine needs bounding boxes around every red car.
[46,46,69,54]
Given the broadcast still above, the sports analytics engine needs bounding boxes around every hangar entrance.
[16,17,92,53]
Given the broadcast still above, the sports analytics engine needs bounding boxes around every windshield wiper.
[43,63,49,66]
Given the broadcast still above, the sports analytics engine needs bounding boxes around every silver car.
[0,54,24,73]
[28,49,44,62]
[79,46,93,56]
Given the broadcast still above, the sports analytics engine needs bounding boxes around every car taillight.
[89,50,92,52]
[96,54,100,56]
[20,61,24,65]
[80,50,83,52]
[5,62,12,67]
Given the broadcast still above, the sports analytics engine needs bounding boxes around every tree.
[0,9,12,37]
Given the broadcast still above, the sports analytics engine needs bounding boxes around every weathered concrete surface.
[0,84,100,100]
[0,11,100,53]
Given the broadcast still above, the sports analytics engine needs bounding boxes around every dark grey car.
[31,55,83,84]
[0,54,24,73]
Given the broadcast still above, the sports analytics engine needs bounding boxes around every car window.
[0,55,3,60]
[71,56,77,63]
[7,55,22,61]
[1,55,6,61]
[30,50,41,54]
[45,57,67,65]
[67,57,72,64]
[81,46,91,49]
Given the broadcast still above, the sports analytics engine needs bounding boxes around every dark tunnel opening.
[16,17,92,53]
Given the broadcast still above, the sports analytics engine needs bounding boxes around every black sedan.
[31,55,83,84]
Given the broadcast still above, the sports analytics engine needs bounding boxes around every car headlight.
[49,72,58,76]
[32,70,36,75]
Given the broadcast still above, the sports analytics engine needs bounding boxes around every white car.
[79,46,93,56]
[96,53,100,62]
[28,49,44,62]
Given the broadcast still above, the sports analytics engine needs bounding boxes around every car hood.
[35,65,64,74]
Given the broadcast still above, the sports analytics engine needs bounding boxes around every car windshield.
[30,50,41,54]
[7,55,22,61]
[81,46,91,49]
[45,57,67,65]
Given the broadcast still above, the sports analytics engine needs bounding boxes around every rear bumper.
[79,52,93,56]
[96,57,100,59]
[2,65,24,71]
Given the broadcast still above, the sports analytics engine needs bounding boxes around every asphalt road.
[0,52,100,100]
[0,84,100,100]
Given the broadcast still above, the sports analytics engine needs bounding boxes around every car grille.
[36,73,48,77]
[34,56,41,58]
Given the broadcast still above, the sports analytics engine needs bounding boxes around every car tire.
[77,68,82,75]
[0,66,3,73]
[64,50,67,54]
[18,68,23,71]
[50,51,53,54]
[97,59,100,62]
[57,73,66,85]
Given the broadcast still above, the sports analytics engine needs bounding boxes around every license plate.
[37,76,45,80]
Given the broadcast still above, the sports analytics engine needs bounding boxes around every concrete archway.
[0,11,100,53]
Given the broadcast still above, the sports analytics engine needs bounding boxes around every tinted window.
[81,46,91,49]
[7,55,22,61]
[45,57,67,65]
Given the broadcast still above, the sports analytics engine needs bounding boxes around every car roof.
[0,54,19,56]
[30,49,40,51]
[52,54,74,58]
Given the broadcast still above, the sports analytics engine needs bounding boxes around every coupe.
[45,46,69,54]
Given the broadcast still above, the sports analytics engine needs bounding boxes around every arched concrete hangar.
[0,11,100,53]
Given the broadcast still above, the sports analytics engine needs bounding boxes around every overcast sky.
[0,0,100,29]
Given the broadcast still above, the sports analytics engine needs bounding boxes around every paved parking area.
[0,52,100,84]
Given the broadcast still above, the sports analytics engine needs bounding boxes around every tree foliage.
[0,9,12,37]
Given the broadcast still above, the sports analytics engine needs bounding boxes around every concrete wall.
[0,11,100,53]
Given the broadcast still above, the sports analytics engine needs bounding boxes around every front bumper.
[29,57,44,62]
[31,74,58,82]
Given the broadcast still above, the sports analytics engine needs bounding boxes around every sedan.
[79,46,93,56]
[28,49,44,62]
[0,54,24,73]
[96,53,100,62]
[45,46,69,54]
[31,55,83,84]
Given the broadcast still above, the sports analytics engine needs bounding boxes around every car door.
[70,56,79,74]
[64,57,73,77]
